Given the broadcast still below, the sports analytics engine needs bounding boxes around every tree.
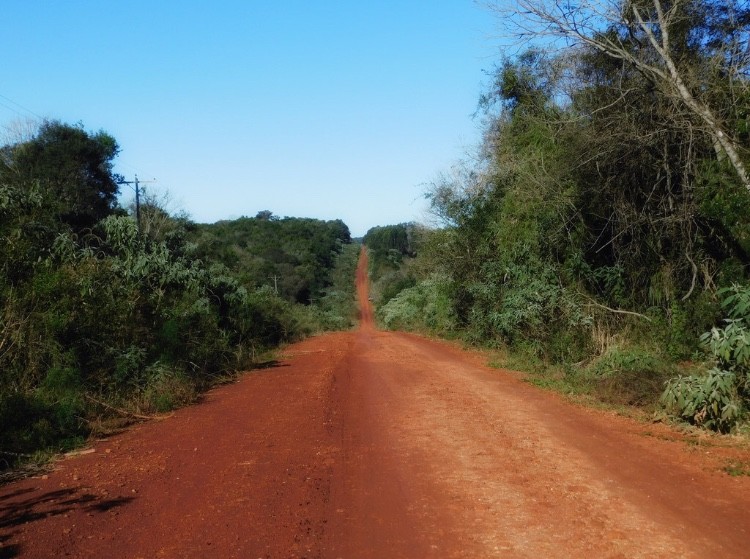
[0,120,122,230]
[255,210,277,221]
[492,0,750,192]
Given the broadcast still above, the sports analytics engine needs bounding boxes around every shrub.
[662,369,741,432]
[378,274,456,333]
[661,284,750,431]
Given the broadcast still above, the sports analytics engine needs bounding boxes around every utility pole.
[269,275,279,295]
[117,175,156,233]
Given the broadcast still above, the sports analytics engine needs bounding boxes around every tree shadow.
[0,489,34,505]
[0,540,19,559]
[252,359,287,370]
[0,486,135,557]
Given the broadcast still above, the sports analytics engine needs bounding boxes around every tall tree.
[0,120,122,230]
[492,0,750,191]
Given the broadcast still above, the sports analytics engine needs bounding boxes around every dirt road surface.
[3,248,750,558]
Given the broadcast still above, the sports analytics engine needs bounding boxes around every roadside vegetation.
[0,120,358,472]
[366,0,750,432]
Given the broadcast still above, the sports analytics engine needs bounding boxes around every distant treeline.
[191,212,351,305]
[362,223,418,275]
[0,121,358,469]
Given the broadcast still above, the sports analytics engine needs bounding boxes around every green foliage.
[190,213,350,304]
[355,3,750,421]
[702,319,750,367]
[463,261,591,354]
[314,242,360,330]
[139,364,196,413]
[480,49,555,114]
[662,284,750,431]
[0,391,86,461]
[378,274,456,333]
[423,99,593,357]
[0,125,359,468]
[363,223,419,277]
[696,161,750,259]
[700,285,750,372]
[662,370,741,433]
[404,11,750,414]
[363,223,417,256]
[0,120,121,231]
[378,272,417,307]
[590,346,656,379]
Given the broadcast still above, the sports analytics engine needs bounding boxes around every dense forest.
[191,213,350,302]
[0,121,358,470]
[367,1,750,432]
[188,213,358,332]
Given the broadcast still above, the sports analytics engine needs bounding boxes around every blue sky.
[2,1,504,236]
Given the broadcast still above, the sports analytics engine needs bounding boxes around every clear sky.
[2,1,504,236]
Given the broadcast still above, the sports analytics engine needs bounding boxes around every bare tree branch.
[490,0,750,191]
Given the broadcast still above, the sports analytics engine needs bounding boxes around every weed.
[724,460,750,476]
[582,346,674,408]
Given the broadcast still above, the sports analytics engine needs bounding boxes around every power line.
[117,159,152,176]
[0,92,157,180]
[0,92,44,120]
[0,99,24,117]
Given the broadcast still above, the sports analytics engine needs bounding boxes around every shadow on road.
[0,540,19,559]
[252,359,287,370]
[0,485,135,557]
[1,487,136,529]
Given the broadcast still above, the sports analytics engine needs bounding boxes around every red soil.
[2,246,750,557]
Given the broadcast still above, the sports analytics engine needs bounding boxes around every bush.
[662,369,741,432]
[378,274,456,333]
[1,127,359,470]
[661,284,750,431]
[1,206,352,468]
[462,259,592,357]
[313,242,360,330]
[377,271,417,307]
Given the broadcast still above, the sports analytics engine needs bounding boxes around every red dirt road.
[3,248,750,558]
